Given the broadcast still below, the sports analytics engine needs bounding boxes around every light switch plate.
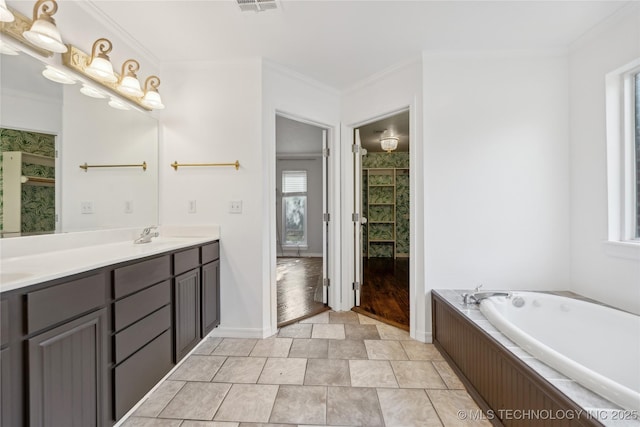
[229,200,243,214]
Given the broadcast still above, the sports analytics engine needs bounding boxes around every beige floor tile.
[328,339,368,359]
[329,311,359,324]
[304,358,350,386]
[213,338,258,356]
[344,324,380,340]
[311,323,345,339]
[133,380,185,417]
[192,337,223,355]
[356,313,385,325]
[377,388,443,426]
[349,360,398,388]
[391,360,447,389]
[433,360,465,389]
[120,417,183,427]
[213,357,267,383]
[214,384,279,423]
[258,357,307,384]
[277,323,312,338]
[250,338,292,357]
[299,311,329,324]
[288,338,329,358]
[268,385,327,425]
[427,389,492,426]
[326,386,384,426]
[401,340,445,360]
[159,382,231,420]
[181,422,239,427]
[168,355,226,382]
[377,323,411,340]
[364,339,408,360]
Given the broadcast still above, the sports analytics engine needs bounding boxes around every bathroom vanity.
[0,232,220,426]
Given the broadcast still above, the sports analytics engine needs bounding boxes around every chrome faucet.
[461,285,511,305]
[134,226,159,244]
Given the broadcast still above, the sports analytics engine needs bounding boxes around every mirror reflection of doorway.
[353,110,410,330]
[276,115,330,327]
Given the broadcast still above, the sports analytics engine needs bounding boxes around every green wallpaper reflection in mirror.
[0,128,56,234]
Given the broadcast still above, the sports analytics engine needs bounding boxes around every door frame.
[270,110,338,335]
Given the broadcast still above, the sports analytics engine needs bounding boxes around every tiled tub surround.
[117,311,492,427]
[0,225,220,291]
[432,290,640,427]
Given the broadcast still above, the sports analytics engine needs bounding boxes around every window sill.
[282,245,309,250]
[603,240,640,260]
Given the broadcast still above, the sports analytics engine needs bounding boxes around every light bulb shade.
[42,65,75,84]
[80,84,107,99]
[0,40,19,55]
[108,97,129,110]
[118,75,143,97]
[141,90,164,109]
[0,0,15,22]
[23,18,67,53]
[380,136,398,153]
[86,56,117,82]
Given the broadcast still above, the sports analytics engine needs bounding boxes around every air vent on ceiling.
[237,0,278,12]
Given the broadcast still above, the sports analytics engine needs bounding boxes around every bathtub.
[479,292,640,413]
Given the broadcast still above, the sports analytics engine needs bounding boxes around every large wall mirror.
[0,49,159,237]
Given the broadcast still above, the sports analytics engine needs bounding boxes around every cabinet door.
[28,309,107,427]
[174,269,201,361]
[201,260,220,336]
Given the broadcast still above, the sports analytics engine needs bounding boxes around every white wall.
[569,5,640,314]
[263,61,341,334]
[341,59,426,340]
[160,59,266,337]
[422,52,572,334]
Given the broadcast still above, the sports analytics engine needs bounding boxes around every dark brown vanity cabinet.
[0,239,220,426]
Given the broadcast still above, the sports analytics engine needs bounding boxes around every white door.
[354,129,364,306]
[322,129,329,304]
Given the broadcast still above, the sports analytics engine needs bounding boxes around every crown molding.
[262,59,341,97]
[342,55,422,96]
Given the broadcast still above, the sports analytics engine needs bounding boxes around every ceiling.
[87,0,630,90]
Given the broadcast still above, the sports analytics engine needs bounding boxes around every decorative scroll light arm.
[88,37,113,64]
[120,59,140,78]
[31,0,57,23]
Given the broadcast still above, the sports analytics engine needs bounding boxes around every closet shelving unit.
[2,151,55,233]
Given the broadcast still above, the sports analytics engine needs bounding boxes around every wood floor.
[356,258,410,330]
[277,257,328,326]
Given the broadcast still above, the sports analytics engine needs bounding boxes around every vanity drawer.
[113,329,172,420]
[27,273,106,334]
[201,242,219,264]
[1,299,8,347]
[174,247,200,275]
[114,280,170,332]
[114,305,171,364]
[113,255,171,299]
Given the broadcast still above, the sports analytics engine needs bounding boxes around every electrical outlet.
[124,200,133,214]
[188,200,197,214]
[81,201,93,214]
[229,200,243,214]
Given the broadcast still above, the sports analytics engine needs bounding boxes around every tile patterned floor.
[121,311,491,427]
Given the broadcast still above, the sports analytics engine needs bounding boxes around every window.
[282,170,307,246]
[605,59,640,253]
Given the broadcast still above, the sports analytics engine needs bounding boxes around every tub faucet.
[134,226,159,244]
[461,285,511,305]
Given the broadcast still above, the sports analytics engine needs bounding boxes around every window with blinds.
[282,170,308,246]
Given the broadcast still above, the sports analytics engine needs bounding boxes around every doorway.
[275,115,330,326]
[352,110,410,330]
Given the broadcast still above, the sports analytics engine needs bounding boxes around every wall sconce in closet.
[0,0,15,22]
[22,0,67,53]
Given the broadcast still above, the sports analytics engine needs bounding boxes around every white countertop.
[0,226,219,293]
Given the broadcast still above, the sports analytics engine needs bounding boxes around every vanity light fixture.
[0,0,15,22]
[117,59,143,97]
[141,76,165,110]
[42,65,75,84]
[85,38,117,83]
[22,0,67,53]
[80,83,107,99]
[380,130,399,153]
[0,39,18,55]
[108,97,129,111]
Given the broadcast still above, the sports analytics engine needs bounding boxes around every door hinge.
[352,213,359,222]
[323,278,330,287]
[55,150,59,158]
[323,147,330,157]
[323,212,330,222]
[352,144,360,153]
[352,281,360,291]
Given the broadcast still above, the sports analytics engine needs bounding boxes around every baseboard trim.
[207,326,265,339]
